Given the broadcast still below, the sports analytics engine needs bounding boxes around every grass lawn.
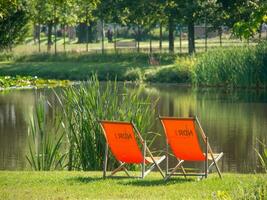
[0,53,176,81]
[0,171,266,199]
[14,35,256,55]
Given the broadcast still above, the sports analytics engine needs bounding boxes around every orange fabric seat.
[99,120,165,179]
[161,118,206,161]
[101,122,143,164]
[159,116,223,180]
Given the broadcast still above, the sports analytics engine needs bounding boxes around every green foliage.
[0,0,30,50]
[0,52,13,61]
[123,67,143,81]
[145,57,195,83]
[0,76,70,89]
[255,139,267,173]
[59,74,158,170]
[233,1,267,40]
[195,42,267,88]
[26,96,66,170]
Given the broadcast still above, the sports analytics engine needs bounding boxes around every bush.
[0,52,14,61]
[123,68,143,81]
[145,57,195,83]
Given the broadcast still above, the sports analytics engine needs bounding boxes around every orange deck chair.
[159,116,223,181]
[99,120,166,179]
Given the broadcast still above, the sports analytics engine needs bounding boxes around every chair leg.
[166,140,169,177]
[164,160,184,181]
[103,143,108,178]
[144,155,166,178]
[179,159,187,179]
[122,165,130,177]
[208,152,223,178]
[146,147,165,178]
[205,137,208,179]
[141,141,146,179]
[110,162,127,176]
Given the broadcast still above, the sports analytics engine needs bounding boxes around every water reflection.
[0,84,266,172]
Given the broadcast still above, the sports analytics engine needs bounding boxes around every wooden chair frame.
[159,116,223,181]
[99,120,166,179]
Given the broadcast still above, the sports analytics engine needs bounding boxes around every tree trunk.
[168,17,174,53]
[159,23,162,52]
[204,18,207,52]
[47,22,53,52]
[38,23,41,52]
[63,24,66,51]
[137,26,140,53]
[77,23,87,43]
[54,2,57,55]
[86,18,89,52]
[114,24,117,52]
[219,27,222,47]
[149,31,152,53]
[101,19,104,54]
[54,24,57,55]
[188,19,195,54]
[179,26,182,53]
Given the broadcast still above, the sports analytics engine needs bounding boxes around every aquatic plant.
[26,96,66,170]
[0,75,70,89]
[255,138,267,173]
[195,41,267,88]
[58,74,158,171]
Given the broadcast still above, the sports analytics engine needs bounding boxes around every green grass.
[1,41,267,88]
[0,171,266,199]
[0,52,176,81]
[13,34,256,55]
[195,42,267,88]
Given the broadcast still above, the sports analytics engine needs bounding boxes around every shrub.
[145,57,195,83]
[124,68,143,81]
[0,52,14,61]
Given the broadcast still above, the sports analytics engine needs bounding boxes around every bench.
[115,41,137,49]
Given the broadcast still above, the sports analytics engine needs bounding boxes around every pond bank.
[0,76,71,90]
[0,171,265,199]
[0,42,267,89]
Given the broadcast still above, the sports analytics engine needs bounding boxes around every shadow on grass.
[120,177,195,187]
[67,176,103,183]
[67,175,140,184]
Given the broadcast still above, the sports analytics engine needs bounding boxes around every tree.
[58,0,78,51]
[0,0,30,51]
[117,0,162,52]
[76,0,98,51]
[163,0,181,53]
[232,1,267,40]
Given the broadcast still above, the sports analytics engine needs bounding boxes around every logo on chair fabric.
[175,127,193,137]
[115,132,132,139]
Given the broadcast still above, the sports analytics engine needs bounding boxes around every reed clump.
[59,75,158,171]
[26,96,66,170]
[195,42,267,88]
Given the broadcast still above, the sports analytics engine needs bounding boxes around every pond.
[0,83,267,173]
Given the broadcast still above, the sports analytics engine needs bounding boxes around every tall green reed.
[195,42,267,88]
[26,96,66,170]
[58,75,158,171]
[255,138,267,173]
